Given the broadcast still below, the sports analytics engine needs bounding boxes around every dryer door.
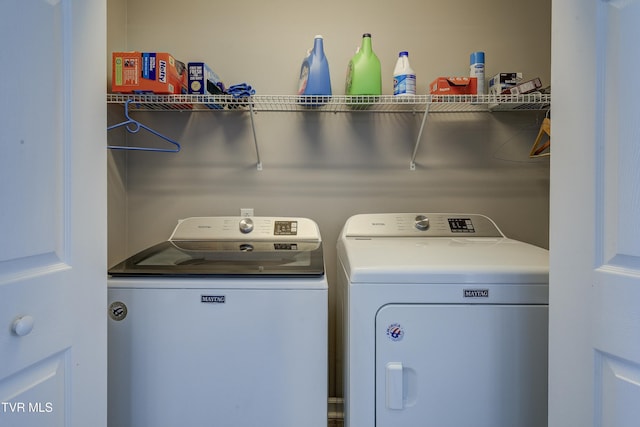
[375,304,548,427]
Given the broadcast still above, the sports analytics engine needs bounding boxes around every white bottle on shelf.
[393,51,416,96]
[470,51,485,95]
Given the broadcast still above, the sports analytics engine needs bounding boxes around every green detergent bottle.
[345,33,382,96]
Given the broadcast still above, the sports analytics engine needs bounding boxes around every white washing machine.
[337,213,549,427]
[108,217,327,427]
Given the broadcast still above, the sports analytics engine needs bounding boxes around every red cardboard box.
[429,77,478,95]
[112,52,187,94]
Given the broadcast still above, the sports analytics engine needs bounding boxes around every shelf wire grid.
[107,93,550,113]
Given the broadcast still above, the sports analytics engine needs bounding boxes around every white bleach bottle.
[393,51,416,96]
[470,51,485,95]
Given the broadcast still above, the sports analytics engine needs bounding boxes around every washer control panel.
[344,213,504,238]
[169,217,320,241]
[274,220,298,235]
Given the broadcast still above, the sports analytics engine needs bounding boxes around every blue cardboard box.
[187,62,225,95]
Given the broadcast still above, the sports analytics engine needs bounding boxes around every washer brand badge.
[109,301,127,321]
[201,295,226,303]
[464,289,489,298]
[386,323,404,342]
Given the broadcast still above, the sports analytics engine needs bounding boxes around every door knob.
[12,315,35,336]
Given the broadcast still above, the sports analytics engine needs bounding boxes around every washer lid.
[109,217,324,277]
[109,240,324,277]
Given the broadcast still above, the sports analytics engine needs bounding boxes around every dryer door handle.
[386,362,404,410]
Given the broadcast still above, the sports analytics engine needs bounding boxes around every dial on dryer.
[414,215,430,231]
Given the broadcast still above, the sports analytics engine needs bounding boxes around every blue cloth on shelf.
[226,83,256,98]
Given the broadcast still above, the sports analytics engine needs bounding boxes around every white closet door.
[0,1,107,426]
[550,0,640,426]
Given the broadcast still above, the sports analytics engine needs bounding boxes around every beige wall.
[107,0,551,398]
[110,0,551,95]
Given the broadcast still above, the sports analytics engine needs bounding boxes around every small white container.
[470,51,485,95]
[393,51,416,96]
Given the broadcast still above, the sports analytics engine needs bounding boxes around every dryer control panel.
[343,213,504,238]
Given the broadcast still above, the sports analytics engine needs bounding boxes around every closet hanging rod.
[107,99,181,152]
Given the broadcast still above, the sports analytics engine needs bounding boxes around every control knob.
[414,215,430,231]
[239,218,254,234]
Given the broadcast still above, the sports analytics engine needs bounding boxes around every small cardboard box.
[187,62,226,95]
[112,52,187,94]
[488,72,523,95]
[505,77,542,95]
[429,77,478,95]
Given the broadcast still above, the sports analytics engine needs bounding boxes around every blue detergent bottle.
[298,35,332,103]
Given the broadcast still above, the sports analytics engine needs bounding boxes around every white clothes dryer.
[337,213,549,427]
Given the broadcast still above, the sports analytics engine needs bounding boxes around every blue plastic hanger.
[107,99,181,152]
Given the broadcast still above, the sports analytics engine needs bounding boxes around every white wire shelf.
[107,92,550,170]
[107,93,550,113]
